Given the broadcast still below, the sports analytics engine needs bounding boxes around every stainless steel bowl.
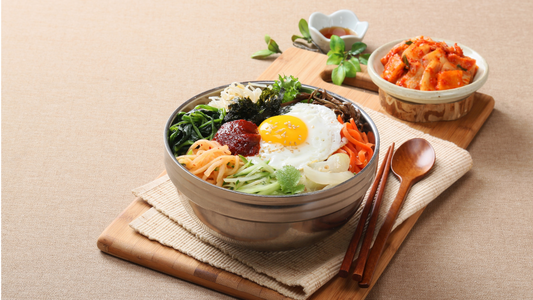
[164,81,380,251]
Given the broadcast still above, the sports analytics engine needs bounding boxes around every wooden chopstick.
[338,143,394,278]
[352,142,395,282]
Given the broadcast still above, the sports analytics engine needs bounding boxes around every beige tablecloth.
[3,0,533,299]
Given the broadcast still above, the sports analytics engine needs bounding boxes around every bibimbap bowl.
[164,81,380,251]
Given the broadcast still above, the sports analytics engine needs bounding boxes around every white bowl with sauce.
[309,10,368,53]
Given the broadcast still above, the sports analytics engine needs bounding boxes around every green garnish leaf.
[329,35,345,53]
[252,35,282,59]
[359,53,371,65]
[326,53,343,65]
[348,42,367,56]
[267,38,281,53]
[332,65,346,86]
[272,75,302,103]
[251,49,276,59]
[291,34,303,42]
[405,40,413,45]
[298,19,313,42]
[276,165,304,194]
[344,57,361,77]
[325,37,370,85]
[343,60,356,78]
[457,64,468,71]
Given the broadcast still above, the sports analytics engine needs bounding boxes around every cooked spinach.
[168,104,225,156]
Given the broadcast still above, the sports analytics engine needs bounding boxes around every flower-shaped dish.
[309,10,368,53]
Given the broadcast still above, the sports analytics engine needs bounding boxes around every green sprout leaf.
[252,35,282,59]
[359,53,371,65]
[329,35,345,53]
[326,53,343,65]
[342,61,356,78]
[457,64,468,71]
[291,34,303,42]
[348,42,367,56]
[267,38,281,53]
[325,35,370,85]
[332,65,346,86]
[344,57,361,77]
[405,40,413,45]
[298,19,312,42]
[251,49,276,59]
[349,57,361,72]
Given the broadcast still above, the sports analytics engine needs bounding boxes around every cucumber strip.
[223,172,270,183]
[238,181,280,195]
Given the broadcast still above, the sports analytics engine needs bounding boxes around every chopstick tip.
[338,270,349,278]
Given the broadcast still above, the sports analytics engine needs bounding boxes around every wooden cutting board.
[97,47,494,300]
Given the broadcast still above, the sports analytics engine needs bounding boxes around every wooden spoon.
[359,138,436,288]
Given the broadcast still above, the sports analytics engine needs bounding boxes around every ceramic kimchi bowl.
[367,38,489,104]
[164,81,380,251]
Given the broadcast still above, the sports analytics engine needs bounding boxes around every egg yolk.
[258,115,308,146]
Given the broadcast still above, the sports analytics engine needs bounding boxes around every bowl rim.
[367,37,489,104]
[164,80,380,201]
[308,10,368,41]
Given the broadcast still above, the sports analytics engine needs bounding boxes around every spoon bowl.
[391,138,436,182]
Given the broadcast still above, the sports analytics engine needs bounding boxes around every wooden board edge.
[97,198,288,300]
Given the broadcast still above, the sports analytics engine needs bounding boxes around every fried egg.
[257,103,346,170]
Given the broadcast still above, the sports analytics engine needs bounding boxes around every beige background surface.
[2,0,532,299]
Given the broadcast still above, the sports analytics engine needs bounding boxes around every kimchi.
[380,36,478,91]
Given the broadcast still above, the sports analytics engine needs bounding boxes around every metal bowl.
[164,81,380,251]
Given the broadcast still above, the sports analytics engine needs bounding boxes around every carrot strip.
[337,115,344,124]
[347,128,363,142]
[358,150,367,166]
[346,122,354,130]
[338,120,375,174]
[350,118,357,130]
[362,132,369,143]
[367,131,375,144]
[342,127,369,151]
[343,146,358,173]
[344,144,360,164]
[350,135,374,154]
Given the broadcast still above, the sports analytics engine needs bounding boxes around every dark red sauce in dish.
[213,120,261,156]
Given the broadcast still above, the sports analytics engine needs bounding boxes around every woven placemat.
[130,108,473,300]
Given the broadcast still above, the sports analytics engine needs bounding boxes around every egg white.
[257,103,346,170]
